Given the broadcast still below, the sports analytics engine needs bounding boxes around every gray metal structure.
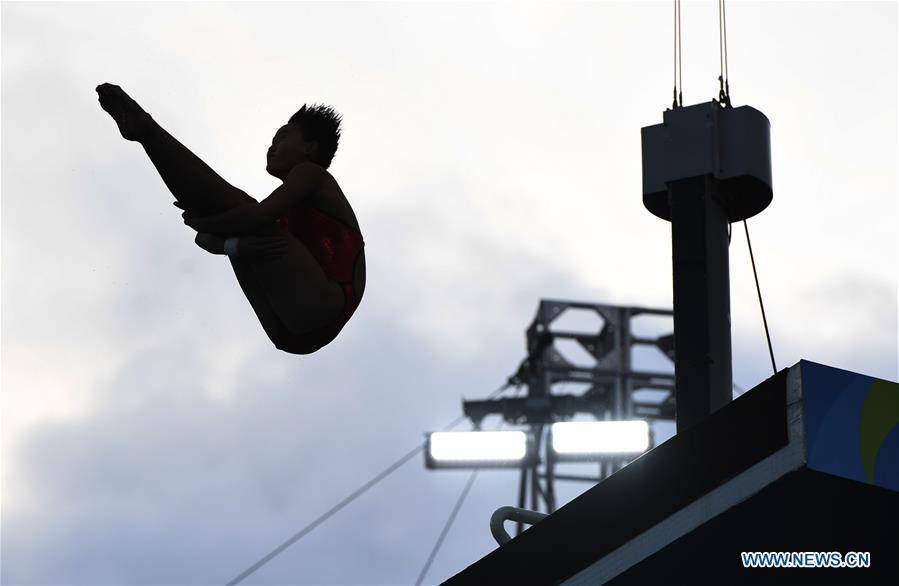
[641,100,772,431]
[461,299,676,525]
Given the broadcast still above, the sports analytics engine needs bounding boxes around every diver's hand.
[182,209,212,232]
[194,232,224,255]
[193,232,288,259]
[175,201,207,231]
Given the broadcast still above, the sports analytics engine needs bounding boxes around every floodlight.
[550,420,650,459]
[425,431,532,469]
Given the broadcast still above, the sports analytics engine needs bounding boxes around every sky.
[1,0,897,584]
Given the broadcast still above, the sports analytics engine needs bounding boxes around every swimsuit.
[278,205,364,328]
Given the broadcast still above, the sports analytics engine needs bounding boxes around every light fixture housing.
[550,420,651,460]
[425,431,535,469]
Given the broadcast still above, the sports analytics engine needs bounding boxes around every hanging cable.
[718,0,724,88]
[415,407,516,585]
[743,220,777,374]
[415,410,514,584]
[723,0,730,86]
[678,0,683,107]
[225,382,513,586]
[672,0,677,108]
[672,0,683,108]
[225,444,423,586]
[415,468,480,585]
[717,0,731,106]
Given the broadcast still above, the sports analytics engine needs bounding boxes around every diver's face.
[266,124,313,179]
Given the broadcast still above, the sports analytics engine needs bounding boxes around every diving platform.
[442,360,899,585]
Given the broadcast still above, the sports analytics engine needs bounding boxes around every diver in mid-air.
[97,83,365,355]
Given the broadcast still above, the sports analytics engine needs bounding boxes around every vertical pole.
[545,435,556,513]
[530,424,543,513]
[614,317,623,474]
[620,306,634,472]
[516,461,527,536]
[668,175,733,431]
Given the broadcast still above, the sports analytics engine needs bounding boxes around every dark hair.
[287,103,342,169]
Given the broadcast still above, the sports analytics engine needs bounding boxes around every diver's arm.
[187,203,266,234]
[254,162,325,221]
[186,162,324,233]
[194,233,226,254]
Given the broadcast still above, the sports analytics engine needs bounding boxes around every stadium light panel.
[550,420,650,458]
[425,431,531,469]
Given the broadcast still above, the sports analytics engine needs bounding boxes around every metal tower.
[461,299,676,521]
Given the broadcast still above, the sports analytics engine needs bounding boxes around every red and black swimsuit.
[278,205,364,328]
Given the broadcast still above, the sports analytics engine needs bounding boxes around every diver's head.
[266,103,342,179]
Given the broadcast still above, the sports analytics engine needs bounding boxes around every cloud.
[783,272,897,380]
[3,311,522,584]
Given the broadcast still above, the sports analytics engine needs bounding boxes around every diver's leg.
[246,225,344,336]
[230,255,338,354]
[228,257,291,348]
[97,83,253,215]
[139,122,255,215]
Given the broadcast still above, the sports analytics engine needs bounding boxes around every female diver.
[97,83,365,354]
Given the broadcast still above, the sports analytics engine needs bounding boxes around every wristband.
[223,237,240,256]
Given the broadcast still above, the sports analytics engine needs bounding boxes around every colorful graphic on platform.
[801,360,899,492]
[860,379,899,487]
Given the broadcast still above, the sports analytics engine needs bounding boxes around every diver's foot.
[96,83,154,142]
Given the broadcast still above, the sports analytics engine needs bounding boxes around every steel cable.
[225,383,513,585]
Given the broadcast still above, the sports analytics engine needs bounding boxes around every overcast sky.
[2,1,896,584]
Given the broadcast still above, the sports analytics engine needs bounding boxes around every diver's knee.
[274,340,307,355]
[275,341,317,355]
[273,329,319,355]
